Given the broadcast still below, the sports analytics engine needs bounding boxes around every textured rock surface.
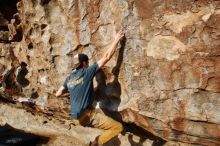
[0,0,220,145]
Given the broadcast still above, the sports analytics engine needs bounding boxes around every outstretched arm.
[97,31,124,68]
[55,86,65,97]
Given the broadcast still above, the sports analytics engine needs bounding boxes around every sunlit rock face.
[0,0,220,145]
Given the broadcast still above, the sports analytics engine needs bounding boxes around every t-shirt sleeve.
[86,63,99,79]
[63,77,69,90]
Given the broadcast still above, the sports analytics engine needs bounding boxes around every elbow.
[105,53,112,61]
[102,55,110,63]
[103,52,111,61]
[106,56,111,61]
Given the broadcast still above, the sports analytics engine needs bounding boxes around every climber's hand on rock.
[61,92,70,97]
[114,30,124,42]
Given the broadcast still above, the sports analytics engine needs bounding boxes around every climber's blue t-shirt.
[63,63,99,119]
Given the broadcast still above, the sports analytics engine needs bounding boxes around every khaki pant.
[72,108,123,145]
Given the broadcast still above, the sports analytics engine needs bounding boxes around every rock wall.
[0,0,220,145]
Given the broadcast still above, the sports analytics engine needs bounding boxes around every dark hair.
[76,53,89,70]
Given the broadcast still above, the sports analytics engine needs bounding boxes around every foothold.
[31,91,39,99]
[41,24,47,30]
[41,0,50,6]
[16,62,29,87]
[28,42,33,49]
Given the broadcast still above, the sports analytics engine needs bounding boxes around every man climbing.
[55,31,124,146]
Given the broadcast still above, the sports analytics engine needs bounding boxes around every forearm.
[55,86,65,97]
[104,39,120,61]
[97,31,124,68]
